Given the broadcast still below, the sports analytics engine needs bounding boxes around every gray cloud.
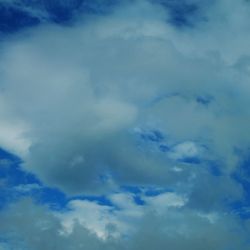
[1,1,250,248]
[0,0,249,199]
[1,198,250,250]
[0,199,122,250]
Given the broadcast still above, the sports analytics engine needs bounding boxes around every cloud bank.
[1,0,250,249]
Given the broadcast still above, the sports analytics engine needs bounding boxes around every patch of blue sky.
[120,185,142,194]
[143,186,174,196]
[0,3,40,33]
[79,0,120,15]
[0,0,121,33]
[120,184,173,196]
[230,201,250,220]
[207,161,222,177]
[43,0,117,24]
[229,156,250,219]
[0,149,38,187]
[196,95,214,106]
[134,127,168,155]
[159,144,170,152]
[33,187,68,211]
[118,185,178,207]
[120,185,174,205]
[155,0,200,28]
[132,195,145,206]
[177,156,201,164]
[140,129,165,143]
[0,0,204,35]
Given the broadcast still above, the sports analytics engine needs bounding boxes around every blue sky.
[1,0,250,249]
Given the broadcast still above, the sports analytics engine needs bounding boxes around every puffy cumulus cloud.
[1,197,250,250]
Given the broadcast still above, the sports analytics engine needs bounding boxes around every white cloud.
[59,191,187,240]
[0,120,30,157]
[167,141,200,161]
[0,97,31,156]
[143,192,187,213]
[60,192,143,239]
[61,200,117,239]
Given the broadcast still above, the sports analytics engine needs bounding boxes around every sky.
[0,0,250,249]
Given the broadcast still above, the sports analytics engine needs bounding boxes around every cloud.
[0,0,185,194]
[1,197,250,250]
[0,0,248,202]
[1,0,250,248]
[0,198,122,250]
[128,209,250,250]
